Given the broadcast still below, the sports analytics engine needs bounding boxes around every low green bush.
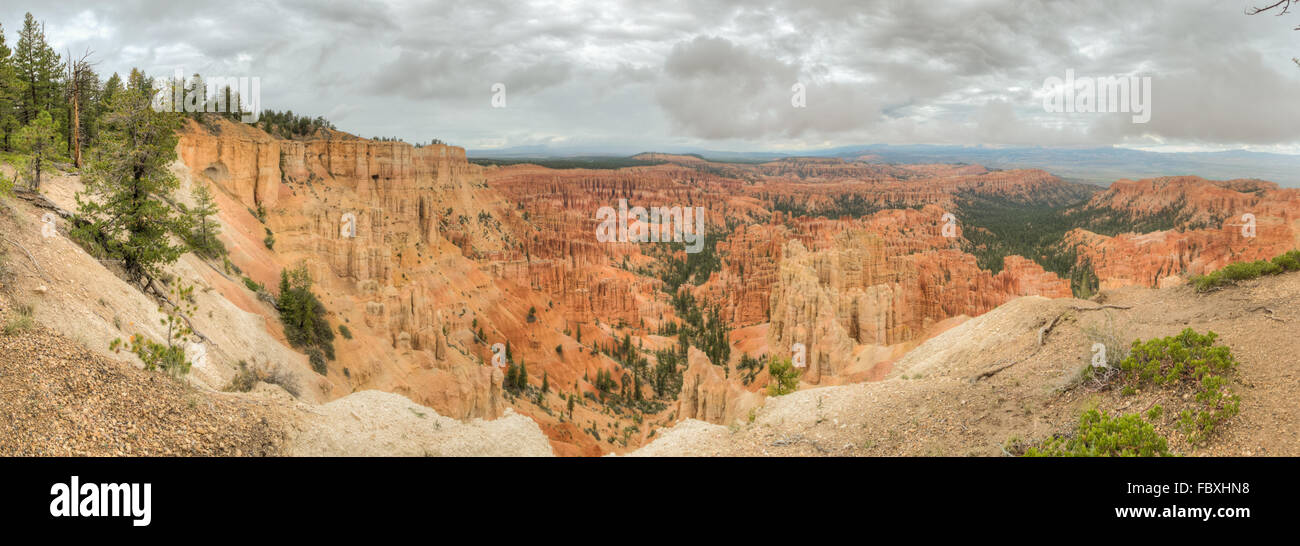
[1038,329,1241,456]
[1024,409,1170,457]
[1191,249,1300,292]
[1114,329,1241,444]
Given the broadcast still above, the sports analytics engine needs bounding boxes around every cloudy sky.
[5,0,1298,154]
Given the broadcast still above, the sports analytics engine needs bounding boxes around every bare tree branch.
[1247,0,1293,16]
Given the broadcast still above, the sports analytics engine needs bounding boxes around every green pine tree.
[766,357,801,396]
[275,265,335,360]
[186,182,225,258]
[0,23,19,152]
[72,76,184,285]
[505,363,518,392]
[13,13,63,127]
[94,73,122,136]
[15,109,56,189]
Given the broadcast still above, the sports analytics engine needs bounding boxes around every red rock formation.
[764,206,1070,385]
[677,347,763,425]
[1068,176,1300,289]
[179,119,509,420]
[487,156,1086,394]
[184,128,1278,453]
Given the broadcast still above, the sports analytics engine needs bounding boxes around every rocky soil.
[0,294,288,456]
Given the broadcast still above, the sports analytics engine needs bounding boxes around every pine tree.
[95,72,121,134]
[766,357,801,396]
[505,363,518,392]
[217,84,242,120]
[14,109,55,189]
[275,265,334,359]
[0,23,19,151]
[187,182,225,258]
[13,13,63,126]
[516,360,527,391]
[278,268,293,306]
[72,76,184,285]
[541,372,549,393]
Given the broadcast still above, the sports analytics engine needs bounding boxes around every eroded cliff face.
[177,131,1286,450]
[179,119,508,420]
[763,207,1070,385]
[1068,176,1300,289]
[487,157,1092,426]
[677,347,763,426]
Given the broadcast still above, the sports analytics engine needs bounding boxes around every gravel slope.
[0,297,288,456]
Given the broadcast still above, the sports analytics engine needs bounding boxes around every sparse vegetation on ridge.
[109,280,200,377]
[1190,249,1300,292]
[255,109,335,140]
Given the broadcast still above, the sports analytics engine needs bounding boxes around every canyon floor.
[630,273,1300,456]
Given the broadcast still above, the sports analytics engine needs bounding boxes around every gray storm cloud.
[3,0,1296,151]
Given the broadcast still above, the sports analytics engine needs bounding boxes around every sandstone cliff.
[179,119,509,420]
[1067,176,1300,289]
[764,207,1070,385]
[677,347,764,426]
